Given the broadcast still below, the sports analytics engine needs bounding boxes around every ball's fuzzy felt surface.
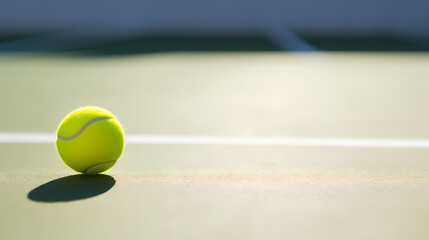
[56,107,124,174]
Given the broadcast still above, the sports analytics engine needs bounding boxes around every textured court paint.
[3,132,429,148]
[114,173,429,186]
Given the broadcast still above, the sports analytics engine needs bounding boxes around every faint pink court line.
[2,132,429,148]
[118,173,429,186]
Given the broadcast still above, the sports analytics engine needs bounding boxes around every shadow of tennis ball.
[28,174,115,202]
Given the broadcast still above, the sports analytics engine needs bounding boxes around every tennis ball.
[56,106,124,174]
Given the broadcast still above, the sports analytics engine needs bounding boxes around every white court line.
[1,132,429,148]
[0,133,55,143]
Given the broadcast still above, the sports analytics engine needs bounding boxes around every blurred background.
[2,2,429,240]
[1,0,428,55]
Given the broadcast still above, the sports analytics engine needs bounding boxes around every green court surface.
[1,52,429,239]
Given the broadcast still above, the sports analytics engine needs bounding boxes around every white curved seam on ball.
[83,160,116,173]
[57,117,113,141]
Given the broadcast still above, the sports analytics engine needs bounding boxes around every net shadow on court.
[1,32,428,57]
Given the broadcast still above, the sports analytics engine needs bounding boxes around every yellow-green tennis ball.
[56,106,124,174]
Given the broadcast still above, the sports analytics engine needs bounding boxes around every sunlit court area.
[1,1,429,239]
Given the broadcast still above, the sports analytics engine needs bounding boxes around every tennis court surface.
[1,52,429,239]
